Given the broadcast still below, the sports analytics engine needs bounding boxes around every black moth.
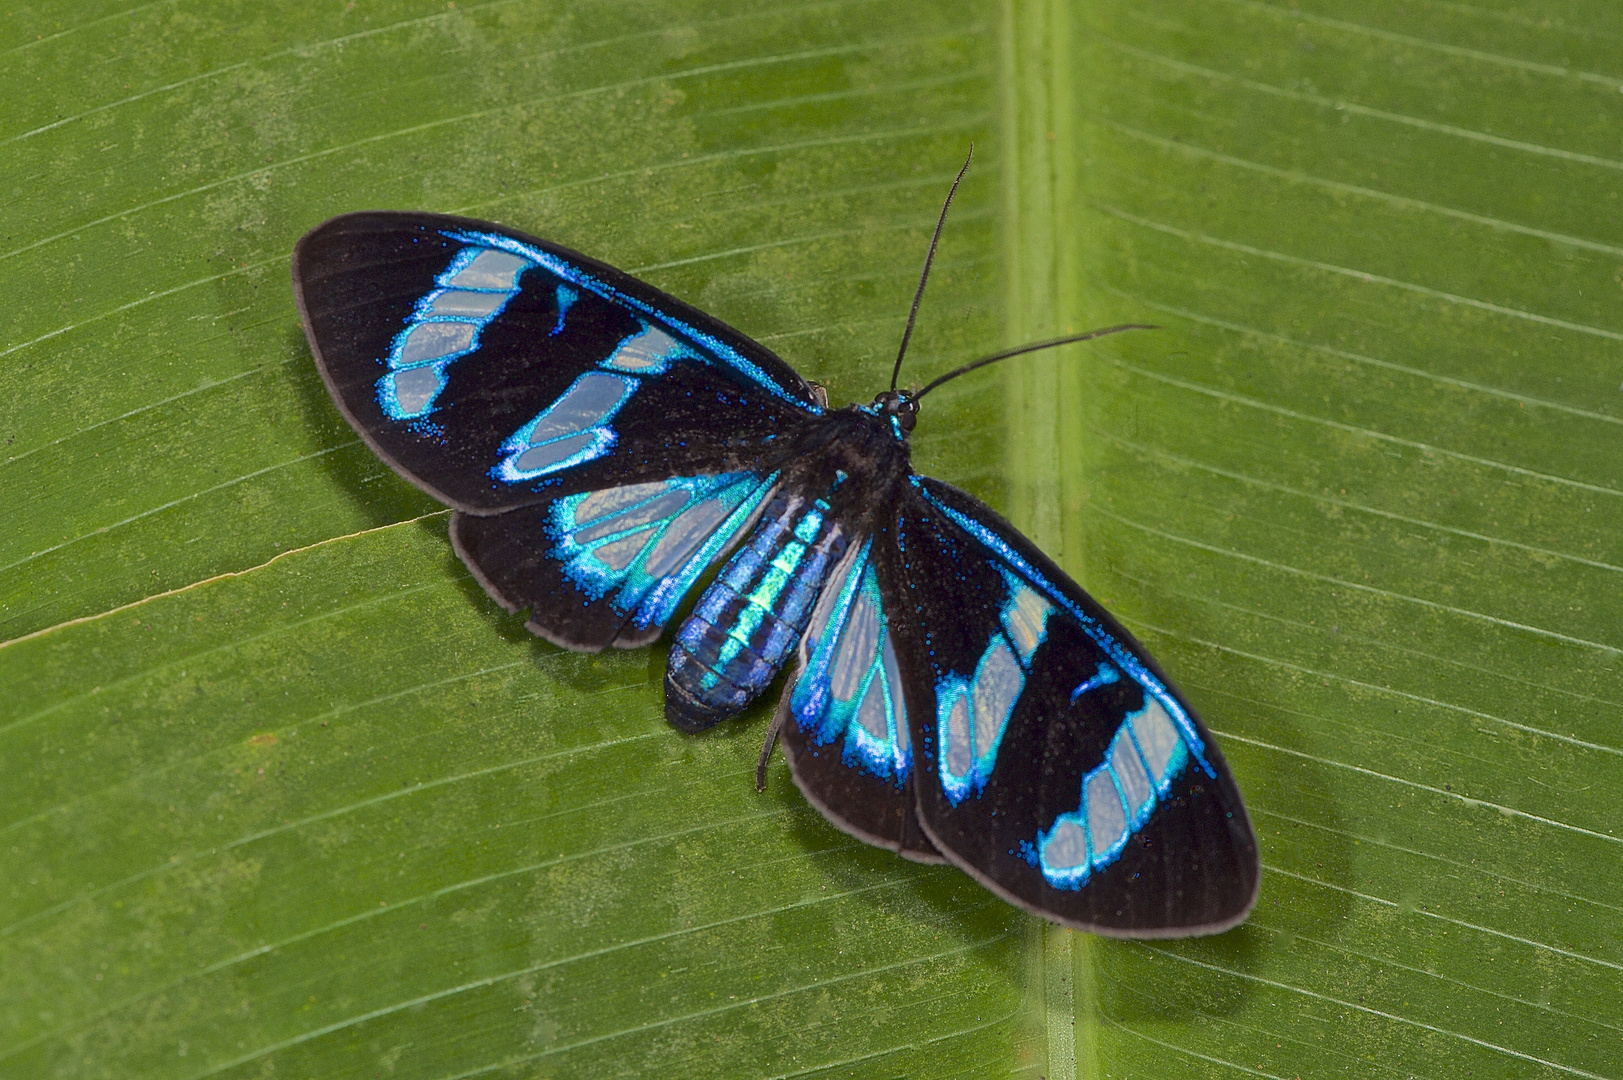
[291,166,1259,938]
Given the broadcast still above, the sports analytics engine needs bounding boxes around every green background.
[2,1,1619,1077]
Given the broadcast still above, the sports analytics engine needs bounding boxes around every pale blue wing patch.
[601,325,681,374]
[1033,686,1193,891]
[442,228,819,410]
[547,472,778,635]
[492,371,636,482]
[491,321,695,483]
[937,569,1055,804]
[421,290,510,319]
[377,247,535,420]
[788,539,911,784]
[442,247,532,290]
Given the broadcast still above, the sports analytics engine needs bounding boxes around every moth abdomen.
[665,490,847,732]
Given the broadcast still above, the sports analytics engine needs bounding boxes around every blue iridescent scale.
[666,491,847,730]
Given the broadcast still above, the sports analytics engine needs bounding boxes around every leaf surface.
[2,1,1619,1078]
[1033,2,1623,1078]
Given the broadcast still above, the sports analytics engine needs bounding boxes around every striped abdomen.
[665,491,847,731]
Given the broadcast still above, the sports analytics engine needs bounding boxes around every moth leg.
[756,679,792,792]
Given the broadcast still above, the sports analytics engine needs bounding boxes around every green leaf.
[1044,2,1623,1077]
[2,1,1619,1078]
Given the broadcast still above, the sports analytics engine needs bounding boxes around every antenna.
[911,325,1159,400]
[890,145,975,392]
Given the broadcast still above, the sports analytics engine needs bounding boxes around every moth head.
[870,389,919,436]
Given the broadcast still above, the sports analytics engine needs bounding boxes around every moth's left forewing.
[293,211,822,514]
[887,477,1259,937]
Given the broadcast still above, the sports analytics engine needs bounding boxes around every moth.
[291,165,1259,938]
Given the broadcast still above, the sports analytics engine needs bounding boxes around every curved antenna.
[890,145,975,392]
[912,324,1158,400]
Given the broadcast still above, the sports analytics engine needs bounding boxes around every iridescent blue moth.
[291,159,1259,937]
